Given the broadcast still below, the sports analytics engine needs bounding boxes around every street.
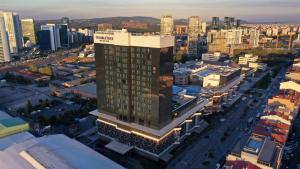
[167,68,286,169]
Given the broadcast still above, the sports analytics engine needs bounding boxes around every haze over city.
[1,0,300,22]
[1,1,300,169]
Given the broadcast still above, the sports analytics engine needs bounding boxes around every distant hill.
[36,16,191,32]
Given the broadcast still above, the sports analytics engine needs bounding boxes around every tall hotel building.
[0,11,23,54]
[0,16,11,62]
[94,29,208,159]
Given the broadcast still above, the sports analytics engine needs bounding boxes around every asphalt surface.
[167,68,286,169]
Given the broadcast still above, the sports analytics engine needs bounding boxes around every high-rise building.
[188,16,201,57]
[229,17,235,27]
[95,29,174,129]
[40,24,61,51]
[95,29,200,157]
[160,15,174,35]
[224,17,230,29]
[0,16,11,62]
[97,23,112,31]
[0,11,23,54]
[249,29,260,48]
[21,19,36,45]
[225,29,242,45]
[235,19,241,28]
[211,17,220,30]
[36,30,52,51]
[201,21,207,34]
[61,17,70,27]
[58,24,69,48]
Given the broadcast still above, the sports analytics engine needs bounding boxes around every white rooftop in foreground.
[0,110,12,120]
[0,133,125,169]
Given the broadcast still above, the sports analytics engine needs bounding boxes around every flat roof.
[258,139,277,164]
[0,134,125,169]
[0,117,27,127]
[0,110,11,120]
[105,141,133,155]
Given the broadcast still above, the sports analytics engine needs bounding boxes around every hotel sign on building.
[94,31,115,44]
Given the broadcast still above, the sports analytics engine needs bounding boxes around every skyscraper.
[224,17,230,29]
[0,11,23,54]
[40,24,61,51]
[36,30,51,51]
[58,24,69,48]
[61,17,70,27]
[0,16,11,62]
[160,15,174,35]
[188,16,201,57]
[21,19,36,45]
[212,17,220,30]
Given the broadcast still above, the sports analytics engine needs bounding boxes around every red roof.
[224,160,261,169]
[252,119,289,145]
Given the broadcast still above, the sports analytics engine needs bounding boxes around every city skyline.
[1,0,300,22]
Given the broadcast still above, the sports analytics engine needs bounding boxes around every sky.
[1,0,300,22]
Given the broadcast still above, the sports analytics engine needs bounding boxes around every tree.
[24,100,32,117]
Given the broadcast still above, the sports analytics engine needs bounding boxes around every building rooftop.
[0,110,11,120]
[94,29,175,48]
[223,160,261,169]
[0,134,125,169]
[257,139,277,165]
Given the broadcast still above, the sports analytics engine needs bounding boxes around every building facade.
[160,15,174,35]
[0,11,23,54]
[188,16,201,57]
[0,16,11,62]
[95,29,174,129]
[98,23,113,31]
[40,24,61,51]
[21,19,36,45]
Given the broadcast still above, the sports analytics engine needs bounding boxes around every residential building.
[0,11,23,54]
[188,16,201,57]
[0,16,10,62]
[201,52,227,62]
[248,62,267,71]
[21,19,36,45]
[175,25,188,35]
[121,20,148,29]
[226,136,282,169]
[238,54,259,65]
[225,29,242,45]
[249,28,260,48]
[98,23,113,31]
[160,15,174,35]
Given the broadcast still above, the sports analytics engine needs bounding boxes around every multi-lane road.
[167,68,286,169]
